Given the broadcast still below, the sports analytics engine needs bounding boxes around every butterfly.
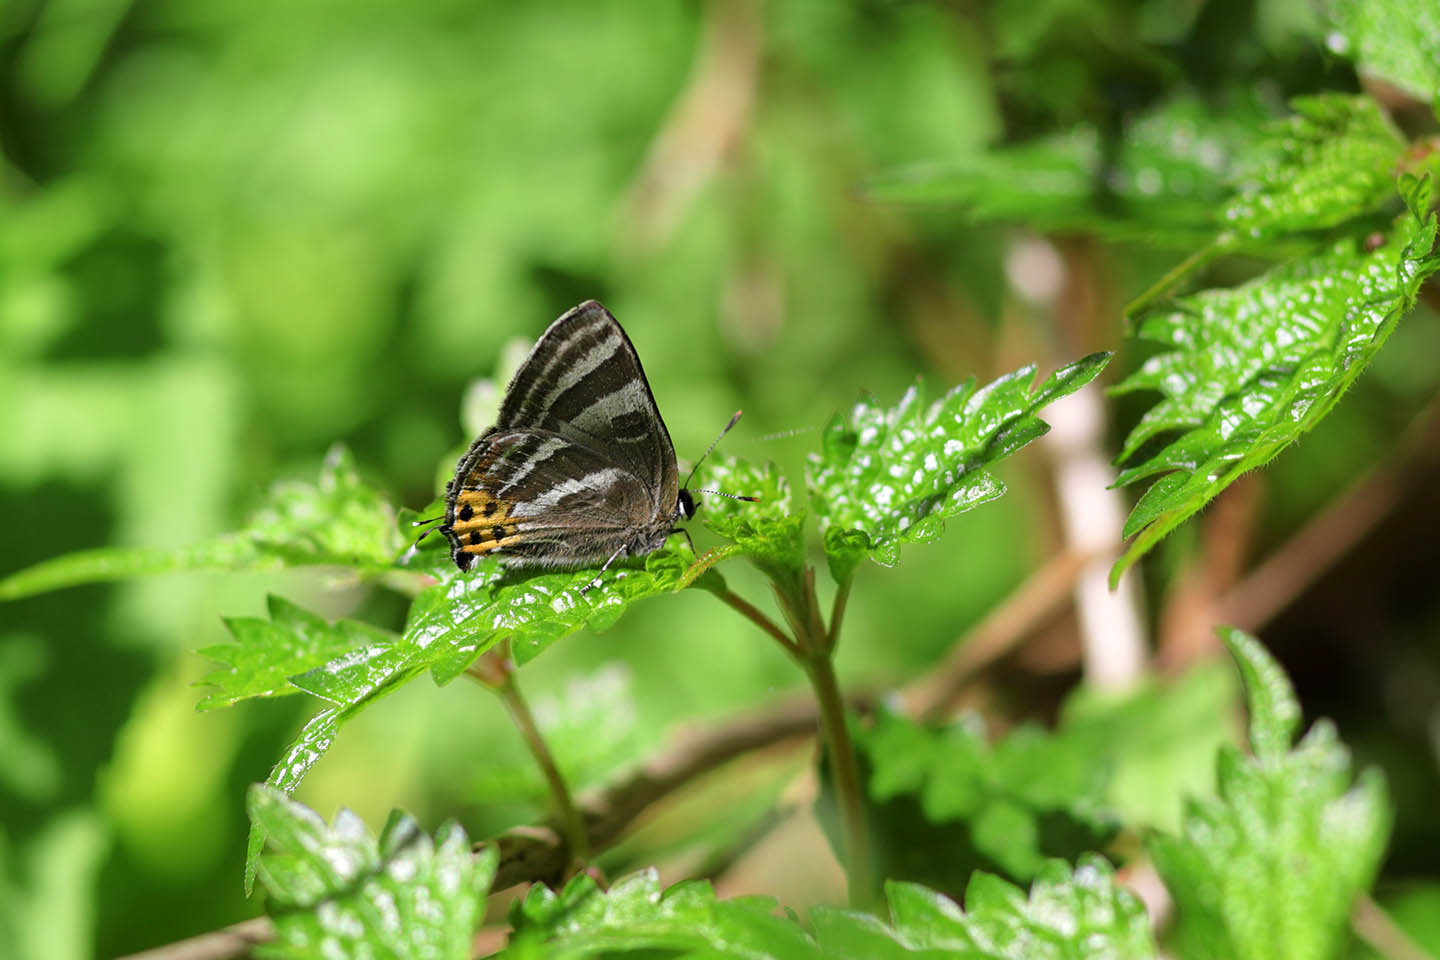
[415,300,752,588]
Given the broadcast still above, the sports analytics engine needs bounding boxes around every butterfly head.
[677,488,697,521]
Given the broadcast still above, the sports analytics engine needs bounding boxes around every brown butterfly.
[415,301,752,587]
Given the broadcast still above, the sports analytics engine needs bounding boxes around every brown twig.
[1352,893,1437,960]
[1217,395,1440,632]
[905,548,1093,721]
[115,918,272,960]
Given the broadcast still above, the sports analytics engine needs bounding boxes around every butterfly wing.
[444,428,659,571]
[493,300,680,511]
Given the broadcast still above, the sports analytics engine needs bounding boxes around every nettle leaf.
[1326,0,1440,106]
[1148,629,1392,960]
[696,455,806,594]
[807,354,1110,578]
[248,785,496,960]
[819,707,1117,893]
[1222,95,1406,237]
[865,95,1264,245]
[402,543,699,671]
[210,598,432,894]
[812,855,1156,960]
[195,595,396,711]
[0,444,400,601]
[507,857,1154,960]
[1111,176,1440,585]
[507,869,818,959]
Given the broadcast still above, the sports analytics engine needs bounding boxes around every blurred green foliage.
[3,0,1440,956]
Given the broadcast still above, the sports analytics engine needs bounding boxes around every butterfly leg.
[579,543,631,594]
[669,526,697,556]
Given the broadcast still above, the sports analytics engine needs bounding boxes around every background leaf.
[1325,0,1440,106]
[0,445,400,601]
[818,706,1116,893]
[1221,95,1406,236]
[1148,628,1393,960]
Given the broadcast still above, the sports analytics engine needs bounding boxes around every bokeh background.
[4,1,1440,956]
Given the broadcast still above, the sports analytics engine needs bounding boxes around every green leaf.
[236,617,428,893]
[696,455,806,597]
[0,444,400,601]
[1219,626,1302,764]
[402,543,698,669]
[818,707,1116,892]
[810,855,1157,960]
[195,595,395,711]
[1148,629,1392,960]
[1221,95,1406,237]
[866,95,1265,245]
[1326,0,1440,106]
[1058,661,1238,833]
[507,857,1154,959]
[806,353,1110,574]
[1111,176,1440,585]
[248,785,496,960]
[507,869,819,959]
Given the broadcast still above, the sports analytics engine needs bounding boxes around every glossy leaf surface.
[506,855,1154,960]
[806,353,1109,577]
[249,786,496,960]
[1111,176,1440,585]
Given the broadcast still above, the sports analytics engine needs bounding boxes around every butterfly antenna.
[693,489,761,502]
[684,409,744,490]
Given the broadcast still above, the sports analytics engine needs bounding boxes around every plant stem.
[827,577,852,652]
[803,649,875,909]
[470,649,590,867]
[717,587,799,656]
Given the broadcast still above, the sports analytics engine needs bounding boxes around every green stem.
[803,649,875,909]
[470,649,590,866]
[827,578,852,653]
[717,587,799,657]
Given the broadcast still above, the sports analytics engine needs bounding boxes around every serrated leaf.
[806,353,1110,576]
[817,707,1117,892]
[1111,176,1440,585]
[1219,627,1302,764]
[810,854,1157,960]
[0,444,400,601]
[248,786,496,960]
[1148,629,1392,960]
[401,543,698,669]
[1222,95,1406,236]
[696,455,806,596]
[507,868,820,959]
[244,649,427,894]
[1326,0,1440,106]
[195,595,395,711]
[505,857,1153,960]
[866,95,1265,245]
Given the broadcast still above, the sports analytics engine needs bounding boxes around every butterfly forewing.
[495,301,678,502]
[441,301,685,574]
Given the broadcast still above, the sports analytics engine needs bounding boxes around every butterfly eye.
[677,488,697,520]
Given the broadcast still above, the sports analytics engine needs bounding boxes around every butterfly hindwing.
[439,300,692,575]
[446,429,661,569]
